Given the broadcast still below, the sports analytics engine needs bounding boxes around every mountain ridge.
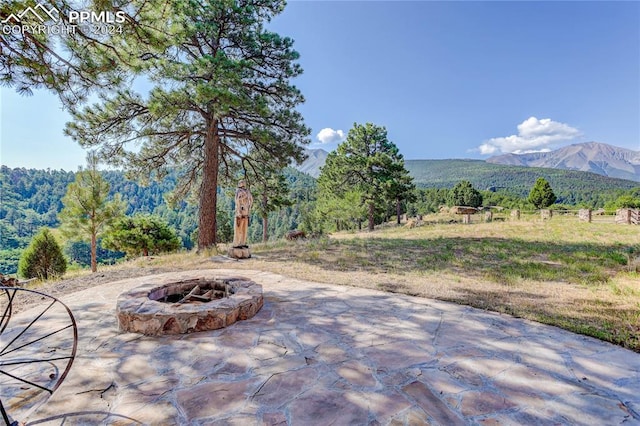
[297,148,329,178]
[295,142,640,184]
[486,142,640,182]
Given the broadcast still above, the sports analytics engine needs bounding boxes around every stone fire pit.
[116,272,263,335]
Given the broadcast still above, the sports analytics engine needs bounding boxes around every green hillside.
[406,159,638,204]
[0,166,313,275]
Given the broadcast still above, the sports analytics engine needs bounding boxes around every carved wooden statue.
[232,180,253,248]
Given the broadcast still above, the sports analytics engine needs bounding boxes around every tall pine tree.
[64,0,309,250]
[318,123,414,231]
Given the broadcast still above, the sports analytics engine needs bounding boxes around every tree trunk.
[262,216,268,243]
[90,228,97,273]
[368,202,375,231]
[262,193,268,243]
[396,197,401,225]
[143,248,149,256]
[198,119,220,251]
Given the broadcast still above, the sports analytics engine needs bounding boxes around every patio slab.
[4,269,638,425]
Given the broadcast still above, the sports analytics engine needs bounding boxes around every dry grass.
[244,215,640,352]
[26,215,640,352]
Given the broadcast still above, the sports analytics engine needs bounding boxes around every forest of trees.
[405,159,638,205]
[0,166,315,275]
[2,162,638,276]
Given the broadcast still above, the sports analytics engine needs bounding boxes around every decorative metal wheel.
[0,287,78,425]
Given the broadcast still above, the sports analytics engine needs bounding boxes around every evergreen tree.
[216,204,234,244]
[245,151,293,242]
[0,0,139,104]
[64,0,310,251]
[102,214,181,257]
[384,164,416,224]
[317,123,412,231]
[18,228,66,280]
[315,190,367,232]
[448,180,483,208]
[58,153,125,272]
[528,177,557,209]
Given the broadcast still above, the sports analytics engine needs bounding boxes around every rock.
[285,230,306,240]
[228,247,251,259]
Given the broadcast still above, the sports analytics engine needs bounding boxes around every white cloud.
[479,117,581,155]
[316,128,345,144]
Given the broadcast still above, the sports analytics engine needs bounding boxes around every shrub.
[18,228,67,280]
[102,214,181,257]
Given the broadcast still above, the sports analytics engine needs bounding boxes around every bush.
[18,228,67,280]
[606,195,640,210]
[102,214,181,257]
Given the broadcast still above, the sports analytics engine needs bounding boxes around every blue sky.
[1,1,639,170]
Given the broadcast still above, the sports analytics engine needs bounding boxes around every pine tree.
[58,153,124,272]
[0,0,131,101]
[102,214,181,257]
[384,159,416,224]
[448,181,483,208]
[18,228,66,280]
[317,123,413,231]
[245,150,293,242]
[64,0,309,250]
[316,190,367,232]
[528,177,557,209]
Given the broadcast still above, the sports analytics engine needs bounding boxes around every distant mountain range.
[296,142,640,184]
[403,159,637,201]
[487,142,640,182]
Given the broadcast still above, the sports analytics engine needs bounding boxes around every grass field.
[40,214,640,352]
[243,215,640,352]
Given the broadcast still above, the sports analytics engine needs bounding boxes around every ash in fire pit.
[116,272,263,335]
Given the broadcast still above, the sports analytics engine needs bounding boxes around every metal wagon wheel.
[0,287,78,425]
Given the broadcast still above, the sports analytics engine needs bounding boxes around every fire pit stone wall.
[116,273,263,335]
